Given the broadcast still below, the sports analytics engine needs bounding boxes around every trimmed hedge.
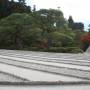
[47,47,83,53]
[23,47,83,53]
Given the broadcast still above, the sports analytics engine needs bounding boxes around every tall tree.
[68,16,74,29]
[37,9,65,31]
[73,22,84,31]
[33,5,36,12]
[0,0,9,18]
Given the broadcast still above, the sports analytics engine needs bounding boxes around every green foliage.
[68,16,74,29]
[34,9,67,31]
[0,13,31,49]
[47,47,83,53]
[51,31,74,47]
[0,0,31,19]
[23,28,43,47]
[68,16,84,31]
[0,6,86,53]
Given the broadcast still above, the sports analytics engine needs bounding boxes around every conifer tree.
[68,16,74,29]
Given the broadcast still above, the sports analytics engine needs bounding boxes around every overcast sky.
[25,0,90,30]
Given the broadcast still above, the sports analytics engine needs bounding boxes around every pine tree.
[68,16,74,29]
[0,0,9,18]
[33,5,36,12]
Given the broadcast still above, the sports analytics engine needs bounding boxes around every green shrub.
[66,47,83,53]
[47,47,83,53]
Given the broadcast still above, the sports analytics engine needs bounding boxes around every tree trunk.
[14,27,23,49]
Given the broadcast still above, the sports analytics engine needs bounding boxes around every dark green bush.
[66,47,83,53]
[47,47,83,53]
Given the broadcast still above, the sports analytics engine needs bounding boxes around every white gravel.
[0,63,85,82]
[0,55,90,71]
[0,50,89,82]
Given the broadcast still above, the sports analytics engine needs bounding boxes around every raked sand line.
[0,56,90,80]
[0,53,90,67]
[0,63,86,82]
[0,55,90,71]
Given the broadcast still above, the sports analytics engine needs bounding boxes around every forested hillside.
[0,0,89,53]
